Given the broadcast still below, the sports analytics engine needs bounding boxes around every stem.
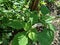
[29,0,39,11]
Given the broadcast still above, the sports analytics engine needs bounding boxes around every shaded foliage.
[0,0,56,45]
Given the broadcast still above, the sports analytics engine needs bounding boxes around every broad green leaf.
[38,28,54,45]
[0,0,8,3]
[28,32,37,41]
[7,20,23,29]
[41,5,50,15]
[12,32,28,45]
[2,39,8,45]
[30,12,39,24]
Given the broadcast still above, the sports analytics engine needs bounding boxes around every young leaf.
[12,32,28,45]
[24,22,31,31]
[41,5,50,15]
[28,31,37,41]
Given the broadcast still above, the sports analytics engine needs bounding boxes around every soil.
[50,2,60,45]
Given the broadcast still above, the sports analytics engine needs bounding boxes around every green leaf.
[48,23,56,31]
[45,16,55,21]
[30,12,39,24]
[48,0,54,2]
[0,0,8,3]
[29,17,33,25]
[2,17,9,23]
[41,5,50,15]
[38,28,54,45]
[7,20,23,29]
[40,1,46,5]
[24,22,31,31]
[45,16,55,23]
[12,32,28,45]
[0,40,3,44]
[28,31,37,41]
